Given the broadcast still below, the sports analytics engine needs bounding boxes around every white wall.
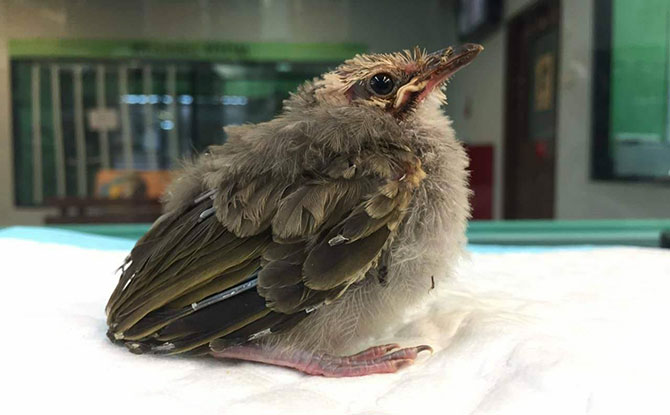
[445,30,506,218]
[446,0,537,219]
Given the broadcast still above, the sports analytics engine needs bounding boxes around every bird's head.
[297,44,483,120]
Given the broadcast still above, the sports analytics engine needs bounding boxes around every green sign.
[8,39,366,62]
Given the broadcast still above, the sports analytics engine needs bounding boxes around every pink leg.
[210,343,433,377]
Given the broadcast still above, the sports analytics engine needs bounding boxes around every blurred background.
[0,0,668,231]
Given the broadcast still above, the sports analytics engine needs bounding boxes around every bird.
[105,44,482,377]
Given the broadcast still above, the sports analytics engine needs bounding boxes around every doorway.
[504,1,560,219]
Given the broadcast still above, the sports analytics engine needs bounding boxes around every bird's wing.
[105,148,425,355]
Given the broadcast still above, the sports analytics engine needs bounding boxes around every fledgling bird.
[106,44,482,377]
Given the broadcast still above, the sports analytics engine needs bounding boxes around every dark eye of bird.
[369,73,395,96]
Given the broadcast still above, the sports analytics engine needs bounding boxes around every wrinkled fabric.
[2,232,669,415]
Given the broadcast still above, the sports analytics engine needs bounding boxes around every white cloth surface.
[2,237,669,415]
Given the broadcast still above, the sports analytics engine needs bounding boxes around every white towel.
[2,235,669,415]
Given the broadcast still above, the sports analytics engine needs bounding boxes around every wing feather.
[106,145,425,356]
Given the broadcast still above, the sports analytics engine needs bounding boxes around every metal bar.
[73,65,87,197]
[143,65,158,170]
[119,65,133,169]
[96,64,110,169]
[50,65,66,197]
[31,64,43,204]
[166,65,179,166]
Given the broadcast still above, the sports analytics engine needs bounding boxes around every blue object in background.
[0,226,604,254]
[0,227,136,251]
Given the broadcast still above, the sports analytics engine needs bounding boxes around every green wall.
[610,0,669,142]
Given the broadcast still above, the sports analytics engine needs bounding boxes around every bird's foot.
[210,342,433,377]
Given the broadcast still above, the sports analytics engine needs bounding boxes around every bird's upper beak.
[394,43,483,108]
[422,44,483,87]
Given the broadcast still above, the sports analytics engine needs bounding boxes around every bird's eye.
[369,73,395,96]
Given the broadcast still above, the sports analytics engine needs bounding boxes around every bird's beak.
[394,44,483,108]
[419,43,483,99]
[425,44,483,81]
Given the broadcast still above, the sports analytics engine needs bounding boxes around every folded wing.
[106,149,424,355]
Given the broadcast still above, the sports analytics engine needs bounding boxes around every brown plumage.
[106,44,482,375]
